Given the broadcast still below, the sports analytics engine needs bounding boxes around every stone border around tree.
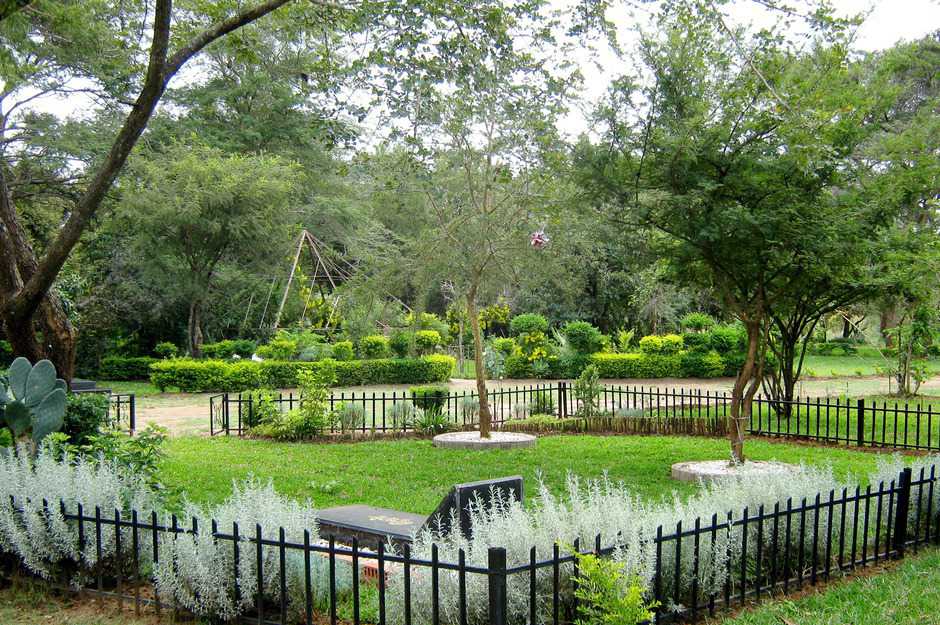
[433,431,537,450]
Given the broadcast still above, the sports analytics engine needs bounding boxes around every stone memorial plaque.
[425,476,524,538]
[317,504,428,548]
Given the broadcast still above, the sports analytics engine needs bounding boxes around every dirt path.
[136,374,940,437]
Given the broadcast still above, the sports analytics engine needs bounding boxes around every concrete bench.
[317,476,524,549]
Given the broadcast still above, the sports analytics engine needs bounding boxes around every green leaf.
[31,388,66,443]
[24,360,57,407]
[53,379,67,393]
[4,401,31,437]
[8,357,31,400]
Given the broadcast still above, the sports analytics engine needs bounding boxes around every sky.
[557,0,940,136]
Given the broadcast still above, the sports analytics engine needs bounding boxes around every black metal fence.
[208,383,940,453]
[73,388,137,434]
[6,466,937,625]
[209,384,731,437]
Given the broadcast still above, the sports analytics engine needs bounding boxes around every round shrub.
[680,312,716,332]
[298,343,334,362]
[709,324,746,354]
[681,332,711,352]
[331,341,355,361]
[154,342,178,359]
[389,332,412,358]
[256,338,298,361]
[638,334,683,355]
[492,337,518,357]
[509,313,548,336]
[414,330,442,355]
[562,321,605,355]
[410,385,450,413]
[359,335,391,359]
[64,393,111,445]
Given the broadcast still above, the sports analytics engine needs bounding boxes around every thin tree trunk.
[729,317,762,464]
[467,283,492,438]
[188,300,204,358]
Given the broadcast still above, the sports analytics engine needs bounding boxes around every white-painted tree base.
[671,460,800,483]
[433,431,537,450]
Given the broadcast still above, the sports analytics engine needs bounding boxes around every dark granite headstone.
[69,379,98,392]
[317,505,427,548]
[316,476,524,548]
[424,476,524,538]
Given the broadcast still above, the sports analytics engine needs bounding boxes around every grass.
[715,547,940,625]
[159,434,899,513]
[801,353,940,378]
[98,380,164,396]
[0,579,165,625]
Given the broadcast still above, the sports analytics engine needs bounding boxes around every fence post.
[223,393,230,435]
[856,399,865,447]
[558,382,567,418]
[487,547,507,625]
[129,394,136,435]
[893,467,912,558]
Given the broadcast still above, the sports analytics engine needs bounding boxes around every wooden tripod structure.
[271,230,346,331]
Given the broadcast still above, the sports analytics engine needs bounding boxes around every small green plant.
[574,364,602,419]
[389,331,412,358]
[459,396,480,425]
[680,312,716,333]
[244,389,281,428]
[388,402,419,430]
[410,385,450,413]
[616,329,635,352]
[154,341,179,359]
[256,338,298,360]
[563,321,605,355]
[509,313,549,336]
[414,409,451,435]
[334,402,366,432]
[0,357,67,446]
[529,389,556,415]
[331,340,355,361]
[572,551,658,625]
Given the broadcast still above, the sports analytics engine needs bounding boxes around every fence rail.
[208,383,940,453]
[4,466,938,625]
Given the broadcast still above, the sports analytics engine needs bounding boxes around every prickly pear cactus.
[0,357,68,444]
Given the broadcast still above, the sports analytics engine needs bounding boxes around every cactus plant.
[0,357,67,444]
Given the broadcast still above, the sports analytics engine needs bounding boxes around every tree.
[576,3,888,462]
[385,0,574,438]
[0,0,345,379]
[121,143,299,356]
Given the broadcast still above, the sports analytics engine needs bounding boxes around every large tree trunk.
[880,304,898,348]
[729,318,762,464]
[466,284,492,438]
[188,300,204,358]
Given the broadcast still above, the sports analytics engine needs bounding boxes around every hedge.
[150,355,455,392]
[590,353,683,378]
[99,356,158,381]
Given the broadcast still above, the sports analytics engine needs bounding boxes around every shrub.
[331,341,355,361]
[492,337,518,357]
[722,351,746,377]
[253,366,335,441]
[63,393,111,445]
[243,389,281,429]
[681,332,711,352]
[709,324,746,354]
[413,409,452,435]
[503,415,583,433]
[387,402,420,430]
[298,343,334,361]
[679,350,725,378]
[590,353,682,378]
[572,552,657,625]
[359,335,391,359]
[201,340,237,359]
[256,338,298,361]
[154,342,178,359]
[389,332,412,358]
[459,396,480,425]
[150,359,264,392]
[563,321,605,355]
[413,330,442,355]
[638,334,683,355]
[0,340,12,366]
[509,313,548,336]
[615,329,635,352]
[574,365,602,418]
[150,356,455,392]
[99,356,157,381]
[680,312,716,333]
[410,385,450,413]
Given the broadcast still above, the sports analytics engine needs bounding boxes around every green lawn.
[715,547,940,625]
[160,434,894,513]
[98,380,164,396]
[801,353,940,378]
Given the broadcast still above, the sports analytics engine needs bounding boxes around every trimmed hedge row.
[149,355,456,392]
[99,356,158,381]
[590,351,726,379]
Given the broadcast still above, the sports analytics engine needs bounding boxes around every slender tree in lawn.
[576,3,891,462]
[390,1,574,437]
